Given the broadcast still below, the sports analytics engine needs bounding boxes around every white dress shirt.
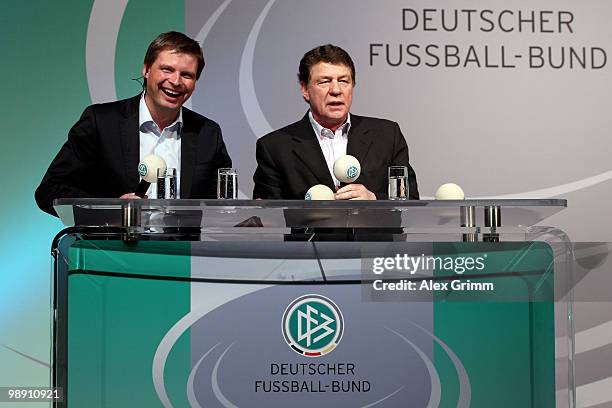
[139,94,182,198]
[308,111,351,187]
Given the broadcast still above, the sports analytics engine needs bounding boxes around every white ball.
[333,155,361,183]
[305,184,335,200]
[138,154,167,183]
[435,183,465,200]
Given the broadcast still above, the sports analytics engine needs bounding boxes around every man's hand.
[119,193,145,199]
[335,184,376,200]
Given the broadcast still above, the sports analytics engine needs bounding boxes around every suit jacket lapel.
[346,115,373,169]
[120,96,140,192]
[292,113,335,189]
[180,113,197,198]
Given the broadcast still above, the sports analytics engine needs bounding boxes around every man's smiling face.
[142,49,198,121]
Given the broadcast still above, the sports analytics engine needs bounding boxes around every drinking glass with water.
[217,168,238,199]
[388,166,408,200]
[157,167,177,199]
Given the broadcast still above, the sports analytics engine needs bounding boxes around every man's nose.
[169,72,180,85]
[329,80,341,95]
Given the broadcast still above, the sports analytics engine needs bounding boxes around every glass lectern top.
[54,198,567,229]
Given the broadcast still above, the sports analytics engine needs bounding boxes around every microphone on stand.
[305,184,335,200]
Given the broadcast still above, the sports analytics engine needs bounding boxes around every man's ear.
[299,82,310,103]
[142,64,150,79]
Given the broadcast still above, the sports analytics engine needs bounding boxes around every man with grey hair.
[253,44,418,201]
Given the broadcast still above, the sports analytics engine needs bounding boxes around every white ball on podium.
[333,155,361,183]
[305,184,335,200]
[435,183,465,200]
[139,154,167,183]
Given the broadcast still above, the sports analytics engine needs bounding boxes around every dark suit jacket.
[35,95,232,216]
[253,113,418,200]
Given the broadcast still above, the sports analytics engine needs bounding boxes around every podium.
[51,199,574,407]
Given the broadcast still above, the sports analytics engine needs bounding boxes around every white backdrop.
[188,0,612,243]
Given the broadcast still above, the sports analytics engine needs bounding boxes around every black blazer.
[253,113,418,200]
[35,95,231,216]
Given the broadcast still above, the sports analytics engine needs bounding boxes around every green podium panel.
[67,242,191,407]
[60,240,555,408]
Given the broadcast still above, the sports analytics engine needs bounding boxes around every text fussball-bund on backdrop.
[370,8,606,69]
